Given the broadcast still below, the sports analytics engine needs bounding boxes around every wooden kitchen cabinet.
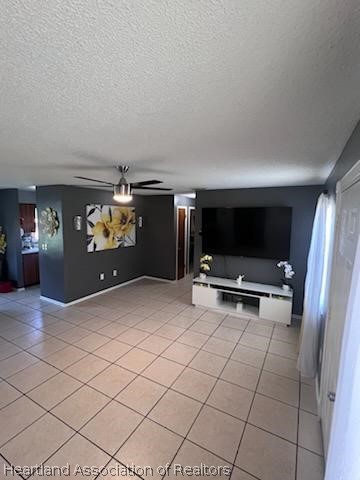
[23,253,39,286]
[19,203,36,233]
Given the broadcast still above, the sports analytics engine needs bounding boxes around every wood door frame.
[176,206,188,280]
[187,206,195,274]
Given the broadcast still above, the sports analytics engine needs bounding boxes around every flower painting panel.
[86,205,136,252]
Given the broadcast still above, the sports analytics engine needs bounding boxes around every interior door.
[188,208,195,272]
[320,168,360,454]
[177,207,186,280]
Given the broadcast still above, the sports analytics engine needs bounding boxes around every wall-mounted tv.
[202,207,292,259]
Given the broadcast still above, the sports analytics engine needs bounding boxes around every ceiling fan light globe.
[113,194,133,203]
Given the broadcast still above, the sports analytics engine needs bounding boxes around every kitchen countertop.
[22,247,39,255]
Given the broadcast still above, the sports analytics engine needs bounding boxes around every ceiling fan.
[74,165,172,203]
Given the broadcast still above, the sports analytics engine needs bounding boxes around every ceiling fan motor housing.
[114,183,131,196]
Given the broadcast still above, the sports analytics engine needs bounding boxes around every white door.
[320,161,360,454]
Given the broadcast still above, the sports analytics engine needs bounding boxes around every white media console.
[192,276,293,325]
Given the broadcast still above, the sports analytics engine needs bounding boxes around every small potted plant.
[277,260,295,291]
[0,227,7,280]
[200,254,213,279]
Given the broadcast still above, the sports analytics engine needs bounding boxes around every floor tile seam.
[0,339,300,403]
[2,298,304,470]
[160,321,243,479]
[230,319,277,475]
[104,309,226,477]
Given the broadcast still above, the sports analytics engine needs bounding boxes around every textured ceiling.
[1,0,360,192]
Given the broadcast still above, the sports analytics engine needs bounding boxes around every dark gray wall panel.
[61,187,148,302]
[36,186,66,302]
[18,190,37,204]
[195,185,323,315]
[36,186,177,303]
[0,189,23,287]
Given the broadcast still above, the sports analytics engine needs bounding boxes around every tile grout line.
[1,301,298,370]
[36,289,214,480]
[0,291,214,463]
[1,338,303,425]
[87,311,237,476]
[1,313,304,415]
[1,281,313,480]
[158,317,252,480]
[230,317,276,478]
[0,282,193,478]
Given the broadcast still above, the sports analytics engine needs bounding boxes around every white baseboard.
[142,275,175,284]
[40,275,174,307]
[40,296,67,307]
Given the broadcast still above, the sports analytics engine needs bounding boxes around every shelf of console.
[192,276,293,325]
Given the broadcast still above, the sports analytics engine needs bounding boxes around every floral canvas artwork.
[86,204,136,252]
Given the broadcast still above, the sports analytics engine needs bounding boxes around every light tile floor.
[0,277,324,480]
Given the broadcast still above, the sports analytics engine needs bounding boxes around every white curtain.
[297,193,335,378]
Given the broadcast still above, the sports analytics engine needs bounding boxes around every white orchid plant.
[200,254,213,274]
[277,261,295,280]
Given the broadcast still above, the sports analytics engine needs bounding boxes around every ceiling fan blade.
[72,184,113,188]
[131,180,163,187]
[74,176,114,186]
[132,186,172,191]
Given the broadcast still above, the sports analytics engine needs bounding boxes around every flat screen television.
[202,207,292,259]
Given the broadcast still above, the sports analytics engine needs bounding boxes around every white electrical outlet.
[99,273,105,281]
[113,269,118,277]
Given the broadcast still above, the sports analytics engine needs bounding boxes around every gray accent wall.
[0,189,23,287]
[37,186,177,303]
[326,120,360,190]
[36,186,66,302]
[18,189,37,204]
[195,185,323,315]
[62,186,147,302]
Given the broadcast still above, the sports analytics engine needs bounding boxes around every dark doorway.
[188,207,195,272]
[177,207,186,279]
[19,203,40,287]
